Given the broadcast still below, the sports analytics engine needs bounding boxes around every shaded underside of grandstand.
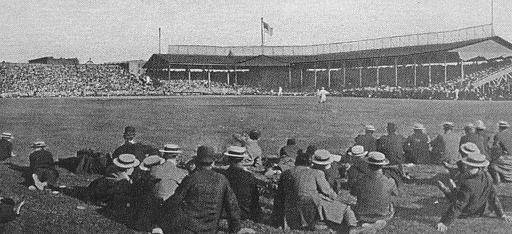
[144,25,512,90]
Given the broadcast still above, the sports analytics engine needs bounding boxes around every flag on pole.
[262,21,273,36]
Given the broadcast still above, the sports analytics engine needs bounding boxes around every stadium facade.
[144,24,512,90]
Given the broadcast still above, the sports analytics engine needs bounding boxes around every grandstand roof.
[144,36,512,69]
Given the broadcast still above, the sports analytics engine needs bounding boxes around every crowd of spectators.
[0,63,260,98]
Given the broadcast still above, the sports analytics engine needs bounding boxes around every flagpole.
[261,17,265,46]
[491,0,494,36]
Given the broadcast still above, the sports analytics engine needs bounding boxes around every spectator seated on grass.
[86,154,140,223]
[0,132,15,161]
[436,153,512,232]
[221,146,262,222]
[28,141,59,191]
[350,152,398,231]
[0,197,25,233]
[490,121,512,184]
[279,138,300,160]
[233,129,263,168]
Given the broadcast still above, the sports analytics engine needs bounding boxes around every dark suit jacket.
[440,171,504,225]
[355,134,377,152]
[222,166,261,221]
[29,150,55,171]
[164,168,241,233]
[459,133,480,155]
[112,142,158,161]
[493,129,512,157]
[0,139,13,161]
[404,133,430,164]
[377,133,406,165]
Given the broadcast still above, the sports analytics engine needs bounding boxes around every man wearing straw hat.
[489,121,512,184]
[351,152,398,230]
[28,141,59,191]
[151,144,188,201]
[222,146,261,222]
[355,125,377,152]
[0,133,15,161]
[87,154,140,223]
[459,123,479,154]
[475,120,491,158]
[136,155,165,233]
[403,123,431,164]
[436,153,512,232]
[431,122,461,165]
[346,145,369,190]
[161,145,241,233]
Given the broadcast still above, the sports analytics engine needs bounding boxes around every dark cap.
[386,122,396,131]
[123,126,136,137]
[195,145,215,164]
[248,129,261,140]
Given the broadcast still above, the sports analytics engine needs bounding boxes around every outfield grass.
[1,96,512,233]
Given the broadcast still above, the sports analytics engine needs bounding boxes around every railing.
[168,24,493,56]
[472,65,512,88]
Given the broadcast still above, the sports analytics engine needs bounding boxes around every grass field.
[1,96,512,233]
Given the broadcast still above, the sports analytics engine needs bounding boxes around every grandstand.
[144,24,512,92]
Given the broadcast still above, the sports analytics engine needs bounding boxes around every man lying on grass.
[436,153,512,232]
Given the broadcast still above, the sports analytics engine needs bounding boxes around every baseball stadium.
[3,1,512,234]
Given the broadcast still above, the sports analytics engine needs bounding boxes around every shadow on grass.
[394,196,444,227]
[4,162,32,186]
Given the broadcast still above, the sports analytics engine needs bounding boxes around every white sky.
[1,0,510,63]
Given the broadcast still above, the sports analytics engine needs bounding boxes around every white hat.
[460,153,489,168]
[364,151,390,165]
[31,141,46,148]
[113,154,140,169]
[348,145,368,157]
[139,155,164,171]
[159,144,183,154]
[460,142,480,155]
[365,125,376,131]
[442,122,454,127]
[498,121,510,128]
[1,132,12,139]
[475,120,486,130]
[413,123,425,130]
[223,146,248,158]
[312,149,335,165]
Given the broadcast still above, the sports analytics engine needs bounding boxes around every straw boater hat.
[113,154,140,168]
[364,151,389,165]
[159,144,183,154]
[442,122,454,127]
[460,153,489,167]
[498,121,510,128]
[31,141,46,148]
[413,123,425,130]
[139,155,164,171]
[460,142,480,155]
[348,145,368,157]
[365,125,376,131]
[475,120,486,130]
[224,146,248,158]
[312,149,339,165]
[1,133,13,139]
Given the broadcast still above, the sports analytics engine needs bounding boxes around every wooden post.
[461,59,464,80]
[300,68,303,88]
[327,62,331,88]
[234,66,238,85]
[428,62,432,87]
[168,65,171,81]
[359,63,362,87]
[226,68,230,85]
[314,63,318,88]
[444,55,447,83]
[394,57,398,87]
[343,62,346,87]
[207,66,211,88]
[414,57,417,87]
[376,59,380,86]
[288,66,292,88]
[188,68,191,84]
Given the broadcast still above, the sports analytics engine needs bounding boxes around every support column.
[444,55,447,83]
[376,59,380,86]
[428,62,432,87]
[188,68,191,84]
[327,62,331,88]
[359,64,362,87]
[207,67,211,88]
[168,65,171,81]
[288,66,292,88]
[300,68,303,89]
[343,62,346,87]
[414,57,417,87]
[234,66,238,85]
[394,57,398,87]
[314,63,318,88]
[461,59,464,80]
[226,68,230,85]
